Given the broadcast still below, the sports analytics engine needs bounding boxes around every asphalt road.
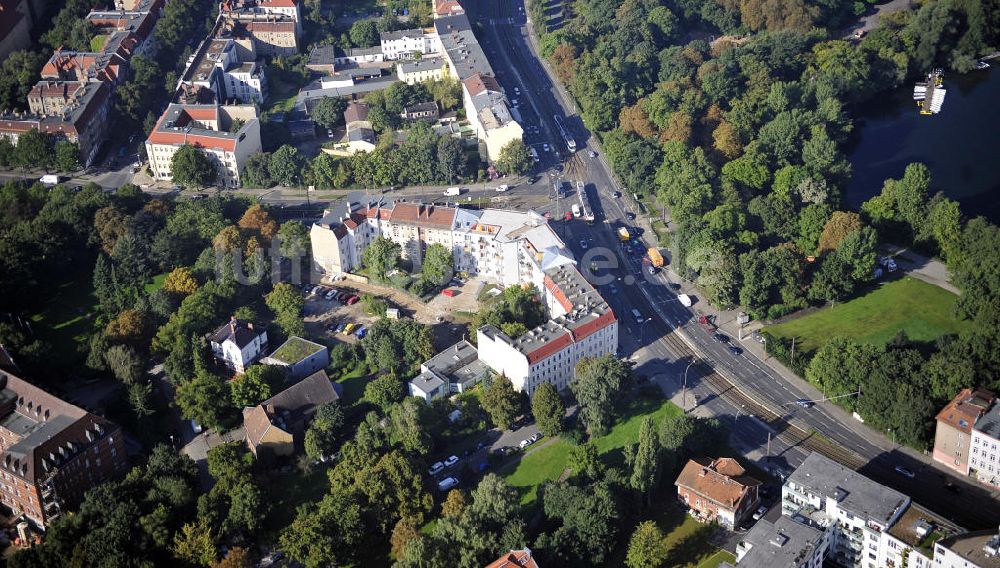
[467,0,1000,529]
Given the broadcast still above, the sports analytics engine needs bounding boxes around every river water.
[844,67,1000,223]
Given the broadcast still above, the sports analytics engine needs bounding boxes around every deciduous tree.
[172,144,217,188]
[531,382,565,436]
[481,375,522,430]
[572,355,629,435]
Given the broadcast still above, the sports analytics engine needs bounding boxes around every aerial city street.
[0,0,998,566]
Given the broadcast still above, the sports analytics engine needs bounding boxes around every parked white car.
[437,477,459,491]
[496,184,509,192]
[444,455,459,467]
[428,462,444,476]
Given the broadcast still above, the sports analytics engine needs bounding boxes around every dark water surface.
[845,68,1000,222]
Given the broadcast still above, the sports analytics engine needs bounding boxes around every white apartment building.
[182,38,268,104]
[379,28,440,60]
[969,403,1000,488]
[933,529,1000,568]
[145,103,262,188]
[727,516,828,568]
[310,197,619,396]
[779,453,964,568]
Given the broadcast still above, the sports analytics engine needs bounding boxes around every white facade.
[969,420,1000,488]
[380,29,440,60]
[209,328,268,374]
[223,62,267,103]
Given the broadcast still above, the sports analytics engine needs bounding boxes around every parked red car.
[346,295,360,305]
[442,289,457,297]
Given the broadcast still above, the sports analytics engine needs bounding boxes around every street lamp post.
[682,359,696,412]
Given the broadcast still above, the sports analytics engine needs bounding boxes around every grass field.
[30,271,99,357]
[144,272,168,295]
[335,366,373,406]
[504,397,682,504]
[765,277,969,354]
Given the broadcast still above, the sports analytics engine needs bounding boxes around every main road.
[465,0,1000,528]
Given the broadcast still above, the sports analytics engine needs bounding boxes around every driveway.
[886,245,960,295]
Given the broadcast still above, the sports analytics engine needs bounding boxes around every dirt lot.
[303,281,481,349]
[316,277,487,325]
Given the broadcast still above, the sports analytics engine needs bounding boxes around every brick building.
[0,371,127,528]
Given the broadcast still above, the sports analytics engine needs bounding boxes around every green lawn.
[335,366,374,406]
[505,439,573,505]
[504,397,682,505]
[30,271,99,357]
[765,277,969,354]
[144,272,168,295]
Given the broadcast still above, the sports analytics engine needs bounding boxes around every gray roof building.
[735,516,826,568]
[974,399,1000,440]
[434,13,492,80]
[409,340,488,401]
[380,28,424,42]
[786,452,909,527]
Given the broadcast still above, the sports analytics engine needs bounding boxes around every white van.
[631,308,643,323]
[444,187,462,196]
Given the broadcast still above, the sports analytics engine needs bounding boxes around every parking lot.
[301,284,378,344]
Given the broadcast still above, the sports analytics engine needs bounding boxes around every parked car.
[310,285,323,296]
[518,439,531,450]
[529,433,541,443]
[579,240,588,249]
[752,505,768,521]
[354,326,366,338]
[894,466,916,479]
[428,462,445,476]
[342,323,356,335]
[588,150,597,158]
[625,211,636,220]
[496,184,509,192]
[444,455,459,467]
[346,295,360,305]
[335,323,346,333]
[612,191,621,198]
[442,289,457,297]
[794,399,814,409]
[437,477,459,491]
[324,289,337,300]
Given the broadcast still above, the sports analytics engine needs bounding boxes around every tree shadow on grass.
[663,524,719,568]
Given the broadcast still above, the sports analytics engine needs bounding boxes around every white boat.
[975,60,991,70]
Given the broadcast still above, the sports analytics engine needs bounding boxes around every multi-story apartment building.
[933,529,1000,568]
[397,56,447,85]
[380,28,440,60]
[0,81,112,167]
[145,103,262,188]
[727,516,828,568]
[933,388,994,475]
[218,0,301,57]
[85,0,165,58]
[477,263,617,395]
[969,401,1000,488]
[181,37,267,104]
[311,196,618,395]
[462,73,523,162]
[782,453,910,568]
[0,370,128,529]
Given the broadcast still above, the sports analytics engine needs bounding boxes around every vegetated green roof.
[270,336,324,363]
